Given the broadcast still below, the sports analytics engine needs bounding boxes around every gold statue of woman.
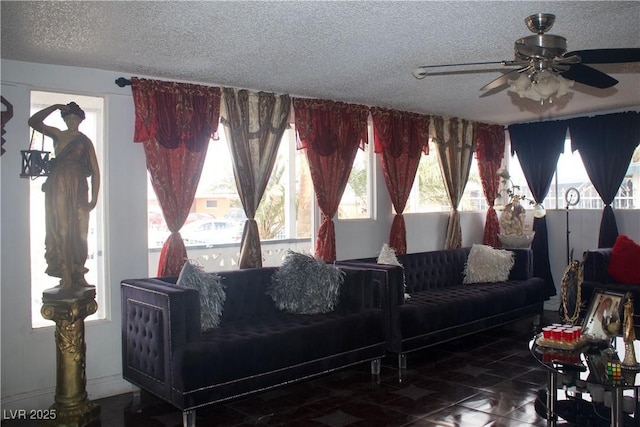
[28,102,100,291]
[622,293,637,367]
[624,293,635,342]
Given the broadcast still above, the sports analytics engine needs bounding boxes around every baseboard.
[1,375,133,411]
[1,386,55,412]
[544,296,560,312]
[87,375,134,401]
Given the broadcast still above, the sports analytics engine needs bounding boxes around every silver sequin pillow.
[176,259,226,330]
[268,250,344,314]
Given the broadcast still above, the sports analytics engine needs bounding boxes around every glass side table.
[530,336,639,427]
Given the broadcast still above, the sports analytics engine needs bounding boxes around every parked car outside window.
[181,219,243,247]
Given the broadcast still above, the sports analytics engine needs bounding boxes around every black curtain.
[569,112,640,248]
[508,120,569,298]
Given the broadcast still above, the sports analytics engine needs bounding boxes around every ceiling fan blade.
[560,63,618,88]
[412,60,524,79]
[564,48,640,64]
[480,67,527,91]
[555,55,581,65]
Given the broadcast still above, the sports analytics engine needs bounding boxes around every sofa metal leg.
[397,353,408,383]
[131,387,141,408]
[398,353,407,370]
[370,358,381,375]
[183,409,196,427]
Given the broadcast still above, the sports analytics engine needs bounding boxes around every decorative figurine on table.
[495,167,535,248]
[28,102,100,294]
[622,292,638,369]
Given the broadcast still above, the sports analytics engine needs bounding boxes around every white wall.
[1,60,148,410]
[1,59,639,411]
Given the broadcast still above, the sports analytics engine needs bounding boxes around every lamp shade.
[508,69,573,104]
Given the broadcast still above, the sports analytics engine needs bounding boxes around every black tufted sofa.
[121,265,387,427]
[341,247,546,370]
[580,248,640,328]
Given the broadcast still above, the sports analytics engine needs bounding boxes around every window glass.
[147,123,312,274]
[460,157,487,211]
[504,152,533,208]
[508,139,638,210]
[30,92,105,328]
[338,130,372,219]
[405,140,484,212]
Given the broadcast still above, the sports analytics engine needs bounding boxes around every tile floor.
[3,311,638,426]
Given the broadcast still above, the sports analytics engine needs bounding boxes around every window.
[507,139,639,210]
[460,157,487,211]
[405,141,449,213]
[30,91,105,328]
[404,140,484,213]
[338,125,373,219]
[147,123,313,274]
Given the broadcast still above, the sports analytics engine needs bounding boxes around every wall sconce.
[20,130,50,178]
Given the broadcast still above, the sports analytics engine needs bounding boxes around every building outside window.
[147,123,314,274]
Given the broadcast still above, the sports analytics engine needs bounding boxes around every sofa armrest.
[121,278,200,400]
[337,262,404,307]
[509,249,534,281]
[582,248,614,283]
[336,262,404,352]
[336,266,386,312]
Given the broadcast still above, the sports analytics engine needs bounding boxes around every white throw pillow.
[176,259,226,330]
[377,243,410,301]
[463,244,515,284]
[377,243,402,267]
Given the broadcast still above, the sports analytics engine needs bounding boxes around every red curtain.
[475,123,505,248]
[371,107,430,254]
[293,99,369,261]
[131,77,220,276]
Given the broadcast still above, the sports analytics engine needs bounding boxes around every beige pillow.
[377,243,402,267]
[377,243,410,301]
[463,244,514,284]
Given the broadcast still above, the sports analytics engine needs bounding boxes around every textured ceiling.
[2,1,639,125]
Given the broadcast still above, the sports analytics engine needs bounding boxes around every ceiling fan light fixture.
[533,70,561,96]
[508,70,573,104]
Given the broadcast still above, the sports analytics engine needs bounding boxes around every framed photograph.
[582,290,625,341]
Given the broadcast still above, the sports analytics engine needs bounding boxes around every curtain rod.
[115,77,131,87]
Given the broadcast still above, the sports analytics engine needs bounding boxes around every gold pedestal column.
[41,287,101,427]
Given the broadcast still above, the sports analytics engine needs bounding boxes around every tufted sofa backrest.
[398,247,470,292]
[219,267,280,323]
[217,265,383,324]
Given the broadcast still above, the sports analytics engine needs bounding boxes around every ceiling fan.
[412,13,640,100]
